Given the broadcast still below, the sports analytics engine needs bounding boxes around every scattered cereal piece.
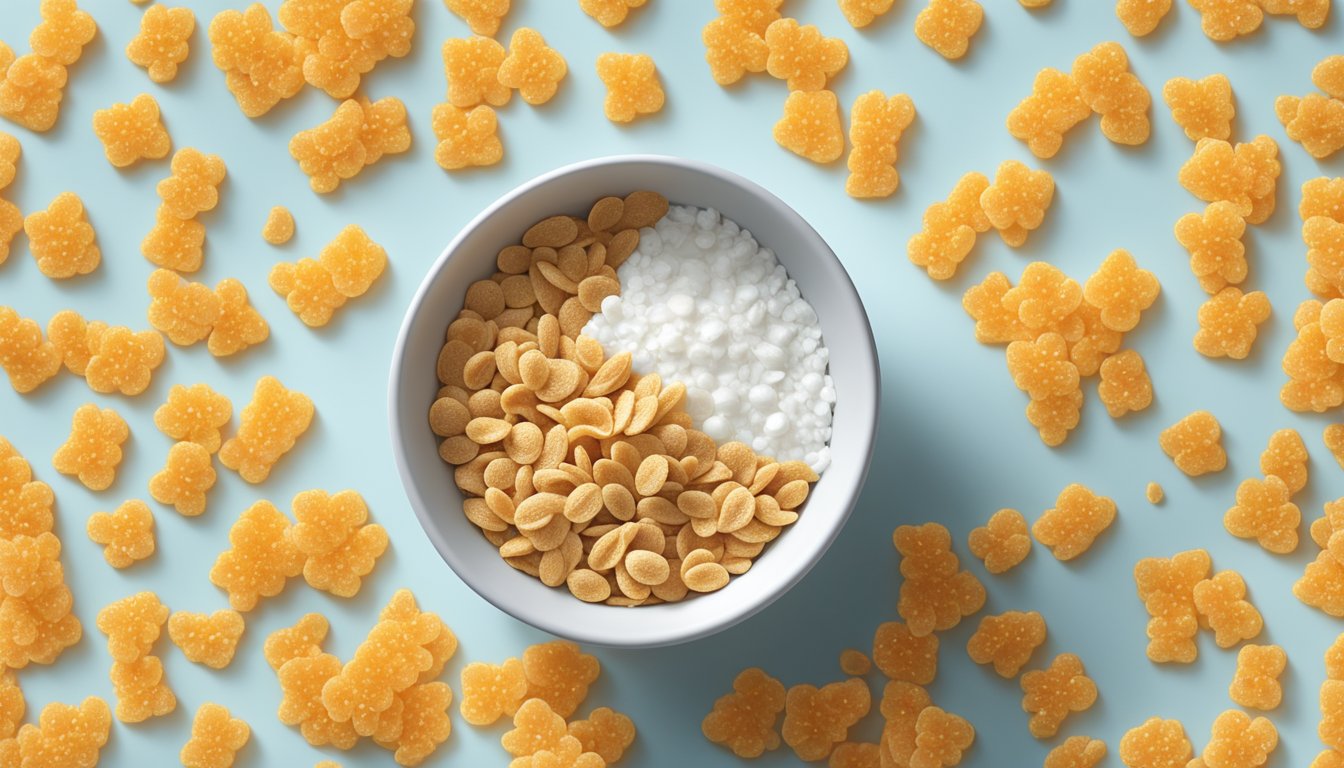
[380,680,453,766]
[1072,41,1151,145]
[1260,427,1308,496]
[96,591,168,664]
[1305,216,1344,300]
[495,28,566,106]
[109,654,176,723]
[0,437,55,539]
[962,272,1028,342]
[581,0,647,27]
[202,279,265,357]
[158,148,226,221]
[84,325,165,397]
[1261,0,1330,26]
[1134,549,1210,663]
[431,104,502,170]
[1163,74,1235,142]
[839,649,872,677]
[126,5,195,83]
[0,197,19,266]
[910,706,975,767]
[908,172,991,281]
[444,36,510,109]
[967,508,1032,575]
[764,18,848,91]
[1160,411,1227,477]
[0,308,61,394]
[287,100,365,194]
[1229,644,1286,710]
[1189,0,1264,40]
[702,667,787,758]
[141,206,205,273]
[291,489,388,598]
[1083,249,1159,333]
[181,703,250,768]
[0,131,17,192]
[263,206,295,245]
[1175,202,1248,294]
[446,0,511,36]
[1278,94,1344,160]
[24,192,99,279]
[1303,177,1344,224]
[502,695,568,757]
[840,0,897,26]
[1006,67,1092,159]
[1317,56,1344,99]
[872,621,939,685]
[1193,287,1271,361]
[1020,653,1097,739]
[208,4,305,118]
[1224,475,1300,554]
[1118,717,1191,768]
[148,442,216,517]
[53,404,129,491]
[1177,139,1252,219]
[154,383,232,454]
[1006,333,1080,402]
[894,523,986,636]
[29,0,97,66]
[569,706,636,764]
[596,52,665,123]
[845,91,915,199]
[830,741,881,768]
[914,0,984,60]
[875,681,930,767]
[0,670,21,740]
[1147,482,1164,504]
[1098,350,1154,418]
[1032,484,1117,561]
[701,0,781,85]
[1002,262,1083,336]
[209,500,304,611]
[1193,570,1262,647]
[168,610,244,670]
[0,53,69,133]
[774,90,845,164]
[782,678,871,762]
[219,376,314,484]
[1235,134,1282,225]
[1298,549,1344,616]
[285,0,415,99]
[264,612,328,672]
[87,499,155,569]
[91,94,171,169]
[276,650,358,749]
[13,697,111,767]
[522,640,601,718]
[1046,736,1108,768]
[459,658,527,726]
[967,611,1046,678]
[980,161,1055,248]
[318,225,387,298]
[1328,425,1344,470]
[147,269,222,346]
[1201,709,1277,768]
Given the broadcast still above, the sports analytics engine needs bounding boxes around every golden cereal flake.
[95,591,168,663]
[701,0,781,86]
[580,0,648,28]
[1046,736,1108,768]
[262,206,295,245]
[781,678,870,762]
[568,706,636,764]
[209,278,269,357]
[431,104,503,170]
[596,52,665,123]
[126,5,195,83]
[845,91,916,199]
[1224,475,1300,554]
[158,148,226,220]
[1229,644,1286,710]
[914,0,984,60]
[86,499,155,569]
[1159,411,1227,477]
[966,508,1031,575]
[24,192,100,279]
[1118,717,1191,768]
[1174,202,1249,294]
[318,224,387,298]
[1020,653,1097,739]
[967,611,1046,678]
[872,621,939,685]
[1082,249,1159,333]
[147,269,222,346]
[0,308,61,394]
[979,160,1055,248]
[148,441,217,517]
[52,404,129,492]
[91,94,171,168]
[764,18,848,91]
[1189,0,1264,41]
[13,697,111,767]
[154,383,232,454]
[702,667,787,758]
[774,90,845,164]
[169,610,244,670]
[1032,484,1117,561]
[497,28,567,106]
[1098,349,1154,418]
[1134,549,1210,664]
[208,500,304,611]
[141,205,205,273]
[0,53,69,133]
[1192,570,1262,647]
[1163,74,1234,142]
[444,36,511,109]
[1006,68,1092,160]
[218,376,314,484]
[445,0,511,36]
[910,706,975,768]
[1072,41,1151,145]
[180,703,250,768]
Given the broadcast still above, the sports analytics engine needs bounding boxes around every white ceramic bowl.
[389,155,879,648]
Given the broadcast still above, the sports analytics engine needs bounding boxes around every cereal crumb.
[1163,74,1234,142]
[180,703,250,768]
[967,610,1046,678]
[53,404,129,491]
[839,649,872,676]
[1020,653,1097,738]
[702,667,787,758]
[1134,549,1210,663]
[1146,482,1164,505]
[1160,411,1227,477]
[1229,644,1286,710]
[91,94,171,168]
[263,206,295,245]
[126,5,195,83]
[596,52,665,123]
[87,499,155,568]
[24,192,100,279]
[914,0,984,60]
[1032,484,1117,561]
[775,90,845,164]
[218,376,314,484]
[764,18,848,91]
[148,441,217,517]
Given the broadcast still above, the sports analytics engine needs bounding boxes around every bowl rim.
[388,154,880,647]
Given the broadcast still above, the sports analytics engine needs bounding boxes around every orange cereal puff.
[910,706,975,767]
[1177,139,1254,218]
[980,160,1055,248]
[0,198,20,266]
[702,667,787,758]
[501,700,567,758]
[168,610,244,669]
[1083,249,1160,333]
[967,611,1046,678]
[0,54,69,133]
[158,148,227,220]
[262,206,295,246]
[908,172,992,281]
[1299,548,1344,613]
[1261,0,1330,27]
[1229,644,1286,710]
[1303,177,1344,223]
[839,649,872,676]
[264,612,328,671]
[1189,0,1264,40]
[126,5,195,83]
[872,621,939,685]
[1116,0,1172,35]
[568,707,636,764]
[1119,717,1191,768]
[781,678,871,762]
[0,131,19,192]
[52,404,129,491]
[764,18,848,91]
[580,0,648,27]
[522,640,600,718]
[1258,428,1308,495]
[1006,333,1080,402]
[24,192,99,279]
[379,680,454,766]
[91,94,171,169]
[1072,41,1151,145]
[1006,68,1092,160]
[446,0,511,36]
[86,499,155,569]
[318,224,387,298]
[1304,217,1344,300]
[275,651,358,749]
[208,500,304,611]
[1134,549,1210,664]
[270,258,348,327]
[180,703,250,768]
[1224,475,1300,554]
[1174,202,1248,294]
[209,278,270,357]
[1194,287,1271,360]
[154,383,232,453]
[876,680,931,767]
[218,376,315,484]
[291,488,389,598]
[109,655,176,723]
[596,52,665,124]
[1160,411,1227,476]
[0,531,63,600]
[1002,262,1083,335]
[967,508,1032,574]
[914,0,984,60]
[322,614,443,738]
[141,206,205,273]
[1234,134,1282,225]
[459,658,527,726]
[962,272,1029,343]
[288,100,366,194]
[829,742,881,768]
[1278,93,1344,160]
[1020,653,1096,739]
[444,36,511,109]
[287,0,414,100]
[840,0,897,26]
[95,591,169,663]
[1201,710,1278,768]
[147,269,222,346]
[1329,425,1344,471]
[1046,736,1107,768]
[1032,484,1116,561]
[1097,349,1153,418]
[12,697,111,767]
[1316,56,1344,99]
[775,90,845,164]
[893,523,986,636]
[149,441,217,517]
[1163,74,1234,142]
[0,307,61,394]
[845,91,916,199]
[497,28,567,105]
[30,0,97,66]
[1193,570,1262,647]
[0,437,56,539]
[378,589,457,686]
[208,4,305,118]
[701,0,782,86]
[431,103,503,171]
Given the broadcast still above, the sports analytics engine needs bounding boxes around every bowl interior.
[390,156,879,647]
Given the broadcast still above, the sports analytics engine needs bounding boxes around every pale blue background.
[1,0,1342,764]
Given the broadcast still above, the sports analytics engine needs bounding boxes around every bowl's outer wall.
[390,156,879,647]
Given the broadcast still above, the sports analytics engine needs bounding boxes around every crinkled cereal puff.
[263,612,328,671]
[878,681,931,767]
[1160,411,1227,476]
[702,667,787,758]
[319,224,387,298]
[147,269,222,346]
[893,523,986,636]
[781,678,870,761]
[1163,74,1235,142]
[1298,549,1344,616]
[53,404,129,491]
[0,308,61,394]
[1225,475,1300,553]
[845,91,916,199]
[110,655,175,723]
[148,441,217,517]
[263,206,295,245]
[29,0,97,66]
[580,0,648,27]
[967,508,1032,574]
[967,611,1046,678]
[1260,428,1308,495]
[1276,93,1344,160]
[497,28,567,106]
[209,278,270,357]
[1032,484,1116,561]
[1046,736,1108,768]
[1135,549,1210,664]
[291,488,388,597]
[432,104,503,171]
[1119,718,1191,767]
[1002,262,1083,336]
[168,610,244,670]
[596,52,665,123]
[522,640,601,718]
[126,5,195,84]
[1072,41,1150,145]
[1097,349,1153,418]
[0,437,56,540]
[774,90,845,163]
[962,272,1029,343]
[1006,68,1092,160]
[1193,570,1262,647]
[1189,0,1264,41]
[24,192,100,279]
[218,376,314,484]
[907,172,991,280]
[141,206,205,273]
[444,36,511,109]
[872,621,939,684]
[208,4,305,118]
[459,658,528,726]
[914,0,983,60]
[270,258,348,327]
[446,0,511,36]
[569,707,636,764]
[840,0,897,27]
[209,500,304,611]
[1229,644,1286,710]
[158,148,227,220]
[910,706,975,767]
[180,703,250,768]
[1083,249,1159,333]
[1194,287,1271,360]
[1020,653,1097,738]
[764,18,848,91]
[1174,202,1249,294]
[701,0,782,86]
[1201,710,1278,768]
[86,499,155,569]
[288,100,367,194]
[95,591,168,663]
[91,94,171,169]
[154,383,232,453]
[0,54,69,133]
[13,697,111,767]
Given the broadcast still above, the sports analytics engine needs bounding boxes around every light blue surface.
[1,0,1342,764]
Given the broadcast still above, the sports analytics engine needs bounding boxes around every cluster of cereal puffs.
[0,0,97,132]
[266,590,456,765]
[1278,55,1344,160]
[1298,493,1344,618]
[1294,178,1344,413]
[95,592,176,723]
[1117,0,1327,39]
[0,695,112,767]
[269,224,388,327]
[289,97,410,194]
